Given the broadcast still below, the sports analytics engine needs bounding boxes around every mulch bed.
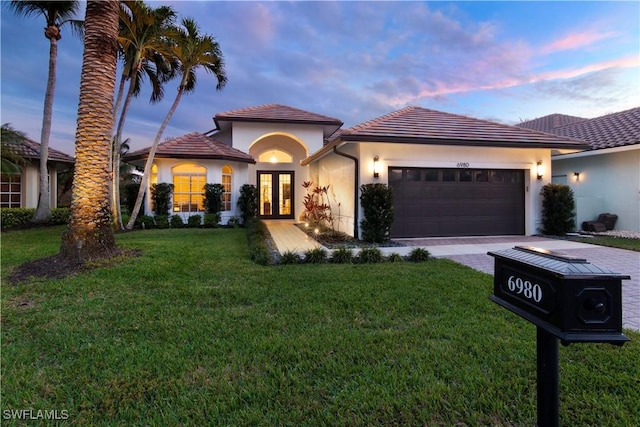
[295,224,404,249]
[8,248,141,285]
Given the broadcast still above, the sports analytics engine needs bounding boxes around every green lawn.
[2,227,639,426]
[570,235,640,252]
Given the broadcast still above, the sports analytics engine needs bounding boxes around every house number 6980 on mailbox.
[488,245,630,427]
[507,275,543,302]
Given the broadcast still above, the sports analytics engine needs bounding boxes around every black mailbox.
[488,246,629,345]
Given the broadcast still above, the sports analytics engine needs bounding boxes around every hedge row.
[279,246,431,265]
[246,218,272,265]
[1,208,70,229]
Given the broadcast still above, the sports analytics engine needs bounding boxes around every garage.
[389,167,525,237]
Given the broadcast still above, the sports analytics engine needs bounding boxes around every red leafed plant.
[301,181,334,230]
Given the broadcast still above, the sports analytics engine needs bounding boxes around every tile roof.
[544,108,639,150]
[5,137,75,163]
[123,132,255,163]
[338,106,589,148]
[518,114,586,133]
[215,103,343,125]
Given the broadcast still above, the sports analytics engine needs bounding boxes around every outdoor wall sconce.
[574,172,580,181]
[536,161,544,180]
[373,156,380,178]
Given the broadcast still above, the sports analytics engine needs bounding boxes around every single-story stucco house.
[1,138,74,209]
[519,107,640,232]
[124,104,590,237]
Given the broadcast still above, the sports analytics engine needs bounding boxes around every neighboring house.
[125,104,589,238]
[0,138,74,209]
[519,107,640,232]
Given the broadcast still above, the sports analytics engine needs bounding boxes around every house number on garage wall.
[456,162,470,168]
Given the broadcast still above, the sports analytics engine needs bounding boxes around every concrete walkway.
[265,222,640,332]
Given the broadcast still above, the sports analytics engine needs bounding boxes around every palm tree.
[111,1,177,230]
[60,0,119,260]
[7,1,83,223]
[1,124,29,175]
[126,18,227,229]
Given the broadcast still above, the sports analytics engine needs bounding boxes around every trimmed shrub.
[238,184,258,224]
[407,247,430,262]
[170,214,184,228]
[357,247,384,264]
[203,213,220,228]
[1,208,35,229]
[304,247,328,264]
[204,183,224,214]
[1,207,70,229]
[139,215,155,229]
[187,215,202,228]
[50,208,70,225]
[387,252,404,263]
[331,246,354,264]
[227,216,241,228]
[360,183,394,243]
[155,215,170,229]
[280,250,301,265]
[540,183,576,235]
[151,183,173,215]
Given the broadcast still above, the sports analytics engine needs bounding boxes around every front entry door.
[258,171,294,219]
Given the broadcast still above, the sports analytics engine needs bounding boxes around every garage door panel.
[389,168,524,238]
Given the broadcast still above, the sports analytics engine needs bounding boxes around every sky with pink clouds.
[1,1,639,156]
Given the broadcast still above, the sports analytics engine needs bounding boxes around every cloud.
[534,55,639,82]
[541,30,618,54]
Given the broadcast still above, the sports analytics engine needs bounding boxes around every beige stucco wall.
[316,142,553,237]
[552,146,640,232]
[21,162,61,208]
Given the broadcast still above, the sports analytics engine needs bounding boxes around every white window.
[151,164,158,185]
[1,174,22,208]
[172,164,206,212]
[222,165,232,211]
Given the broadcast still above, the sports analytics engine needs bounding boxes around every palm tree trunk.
[32,35,58,223]
[107,73,127,230]
[126,87,185,229]
[109,73,128,175]
[60,0,119,260]
[111,70,139,230]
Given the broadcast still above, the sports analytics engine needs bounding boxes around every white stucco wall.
[315,145,358,236]
[552,146,640,232]
[231,122,326,222]
[231,122,326,155]
[316,142,553,237]
[150,158,250,224]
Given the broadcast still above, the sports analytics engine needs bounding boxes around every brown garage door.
[389,168,525,238]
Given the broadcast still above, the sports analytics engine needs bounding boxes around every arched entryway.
[249,133,308,220]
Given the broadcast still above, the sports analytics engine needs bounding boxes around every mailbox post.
[488,246,629,427]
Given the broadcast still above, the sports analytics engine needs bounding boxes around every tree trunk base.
[60,228,120,263]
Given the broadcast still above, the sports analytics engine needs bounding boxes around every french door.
[258,171,294,219]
